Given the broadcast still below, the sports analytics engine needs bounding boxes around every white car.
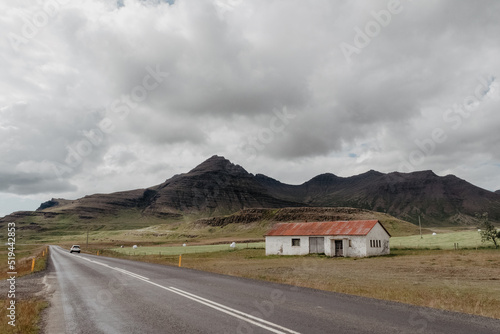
[70,245,81,253]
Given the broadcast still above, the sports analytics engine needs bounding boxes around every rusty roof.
[266,220,390,237]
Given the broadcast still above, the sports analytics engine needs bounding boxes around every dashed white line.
[66,249,300,334]
[113,267,150,281]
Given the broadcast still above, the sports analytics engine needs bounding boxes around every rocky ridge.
[2,155,500,227]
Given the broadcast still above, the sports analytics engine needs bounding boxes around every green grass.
[2,206,424,245]
[391,230,486,249]
[111,242,265,255]
[14,218,270,246]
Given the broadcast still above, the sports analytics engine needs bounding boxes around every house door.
[309,237,325,253]
[335,240,343,257]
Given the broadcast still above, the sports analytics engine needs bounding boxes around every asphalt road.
[46,245,500,334]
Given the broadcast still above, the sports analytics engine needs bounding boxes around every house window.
[370,240,381,248]
[291,238,300,247]
[349,240,352,247]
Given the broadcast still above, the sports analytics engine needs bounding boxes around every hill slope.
[256,170,500,225]
[2,155,500,230]
[195,207,422,237]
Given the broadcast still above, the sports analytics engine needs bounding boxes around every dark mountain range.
[27,156,303,220]
[257,169,500,225]
[2,155,500,226]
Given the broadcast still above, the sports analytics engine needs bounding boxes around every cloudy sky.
[1,0,500,217]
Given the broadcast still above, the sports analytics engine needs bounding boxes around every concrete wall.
[365,223,391,256]
[265,222,390,257]
[265,236,310,256]
[266,235,367,257]
[331,235,367,257]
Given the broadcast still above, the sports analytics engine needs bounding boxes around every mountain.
[496,190,500,194]
[29,156,303,220]
[2,155,500,227]
[139,155,303,216]
[257,170,500,225]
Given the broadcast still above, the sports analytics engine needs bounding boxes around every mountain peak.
[305,173,340,185]
[357,169,384,178]
[189,155,249,176]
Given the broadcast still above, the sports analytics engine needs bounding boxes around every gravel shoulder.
[0,252,59,333]
[1,271,46,299]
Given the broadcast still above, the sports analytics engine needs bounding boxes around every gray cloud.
[1,0,500,215]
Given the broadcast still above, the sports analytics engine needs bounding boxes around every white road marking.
[63,248,300,334]
[112,267,150,281]
[168,286,302,334]
[135,278,300,334]
[69,253,150,280]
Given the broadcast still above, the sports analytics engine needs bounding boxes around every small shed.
[265,220,390,257]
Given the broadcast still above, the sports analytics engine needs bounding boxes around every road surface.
[45,245,500,333]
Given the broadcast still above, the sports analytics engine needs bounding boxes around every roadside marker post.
[31,258,35,272]
[179,255,182,267]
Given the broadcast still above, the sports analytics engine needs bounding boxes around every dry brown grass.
[103,248,500,319]
[0,299,48,334]
[0,245,49,280]
[0,246,49,334]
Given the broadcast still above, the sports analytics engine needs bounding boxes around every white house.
[265,220,391,257]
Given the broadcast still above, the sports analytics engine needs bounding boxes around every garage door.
[309,237,325,253]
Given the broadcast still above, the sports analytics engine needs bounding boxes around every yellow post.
[97,250,99,256]
[178,255,182,267]
[31,258,35,272]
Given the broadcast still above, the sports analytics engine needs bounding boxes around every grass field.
[9,208,424,248]
[111,242,265,255]
[101,246,500,319]
[105,230,489,256]
[35,220,272,248]
[4,221,499,332]
[95,228,500,320]
[391,230,486,249]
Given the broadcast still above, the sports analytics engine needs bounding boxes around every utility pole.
[419,215,422,239]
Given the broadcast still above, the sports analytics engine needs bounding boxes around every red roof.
[266,220,390,237]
